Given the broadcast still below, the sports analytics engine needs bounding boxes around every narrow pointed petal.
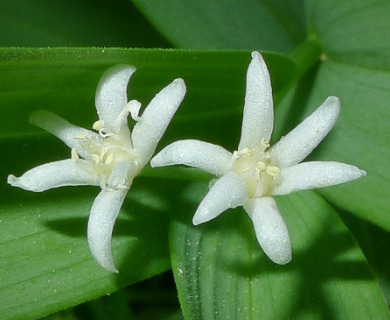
[87,188,129,273]
[273,161,366,195]
[244,197,291,265]
[238,51,274,150]
[192,172,247,225]
[7,159,100,192]
[270,96,340,168]
[29,110,101,159]
[132,78,186,167]
[95,64,136,131]
[151,139,232,177]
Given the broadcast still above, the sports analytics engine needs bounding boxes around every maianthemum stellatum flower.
[151,51,366,265]
[8,65,186,272]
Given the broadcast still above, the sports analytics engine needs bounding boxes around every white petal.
[132,78,186,167]
[269,96,340,168]
[87,188,129,273]
[238,51,274,150]
[95,64,136,131]
[244,197,291,265]
[7,159,100,192]
[192,172,247,225]
[107,160,137,189]
[151,139,232,177]
[273,161,366,195]
[30,110,101,159]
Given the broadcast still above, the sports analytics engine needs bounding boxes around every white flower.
[151,51,366,265]
[8,65,186,272]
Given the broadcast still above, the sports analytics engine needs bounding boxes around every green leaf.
[0,0,169,47]
[0,48,294,144]
[0,48,294,319]
[294,0,390,230]
[132,0,306,52]
[300,60,390,230]
[170,188,389,319]
[307,0,390,69]
[341,213,390,306]
[0,136,172,319]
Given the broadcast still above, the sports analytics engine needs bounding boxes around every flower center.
[72,119,139,189]
[231,139,280,197]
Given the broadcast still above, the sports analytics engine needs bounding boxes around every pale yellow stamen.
[104,152,114,165]
[255,161,266,180]
[266,165,280,177]
[93,120,105,131]
[91,154,100,164]
[256,161,266,171]
[261,138,270,148]
[233,147,252,160]
[71,148,80,160]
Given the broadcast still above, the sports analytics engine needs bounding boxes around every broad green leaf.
[170,188,389,319]
[132,0,306,52]
[0,48,294,143]
[0,0,169,48]
[0,48,294,319]
[295,0,390,230]
[341,213,390,306]
[299,60,390,230]
[306,0,390,69]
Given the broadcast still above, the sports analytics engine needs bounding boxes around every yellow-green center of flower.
[231,139,280,197]
[71,119,139,189]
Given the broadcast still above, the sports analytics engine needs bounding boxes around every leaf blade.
[170,188,389,319]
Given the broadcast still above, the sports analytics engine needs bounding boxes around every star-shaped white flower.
[151,51,366,265]
[8,65,186,272]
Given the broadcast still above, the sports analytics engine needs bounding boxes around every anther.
[93,120,105,131]
[71,148,80,160]
[261,138,270,148]
[91,154,100,164]
[104,153,114,165]
[266,166,281,177]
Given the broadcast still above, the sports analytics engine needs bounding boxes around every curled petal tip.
[7,173,41,192]
[192,215,203,226]
[192,206,215,225]
[7,174,18,186]
[172,78,185,87]
[327,95,340,103]
[103,64,136,76]
[251,51,261,59]
[169,78,186,97]
[324,96,340,112]
[271,244,292,265]
[149,156,162,168]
